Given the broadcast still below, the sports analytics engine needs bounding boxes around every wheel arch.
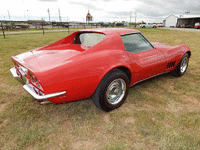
[115,66,132,82]
[186,51,191,58]
[99,65,132,87]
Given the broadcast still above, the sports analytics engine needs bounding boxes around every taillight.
[29,72,42,89]
[36,80,42,88]
[18,65,28,75]
[29,72,35,83]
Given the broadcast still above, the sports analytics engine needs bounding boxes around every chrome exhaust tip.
[38,99,51,104]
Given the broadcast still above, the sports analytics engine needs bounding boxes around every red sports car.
[10,28,191,111]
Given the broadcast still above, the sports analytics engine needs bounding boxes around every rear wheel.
[92,69,129,112]
[172,53,189,77]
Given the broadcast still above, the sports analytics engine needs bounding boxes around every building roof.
[164,14,178,20]
[179,15,200,19]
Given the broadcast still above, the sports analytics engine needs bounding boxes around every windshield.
[74,33,106,47]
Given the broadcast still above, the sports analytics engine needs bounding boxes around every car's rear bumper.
[10,67,66,100]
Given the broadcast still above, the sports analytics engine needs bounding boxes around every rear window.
[74,33,106,47]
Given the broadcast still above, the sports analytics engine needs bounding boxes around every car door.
[121,33,166,84]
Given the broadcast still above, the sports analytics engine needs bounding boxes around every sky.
[0,0,200,23]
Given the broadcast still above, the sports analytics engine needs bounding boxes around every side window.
[121,33,153,53]
[74,33,105,47]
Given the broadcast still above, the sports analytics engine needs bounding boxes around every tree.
[141,21,146,24]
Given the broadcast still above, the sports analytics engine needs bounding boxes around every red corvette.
[10,28,191,111]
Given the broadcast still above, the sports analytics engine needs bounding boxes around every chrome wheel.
[106,78,126,105]
[180,56,188,73]
[92,68,129,112]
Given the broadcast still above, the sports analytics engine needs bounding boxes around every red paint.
[195,23,200,29]
[11,28,191,103]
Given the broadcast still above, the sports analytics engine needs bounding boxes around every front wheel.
[92,69,129,112]
[172,53,189,77]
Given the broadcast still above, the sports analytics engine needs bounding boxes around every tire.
[92,69,129,112]
[172,53,189,77]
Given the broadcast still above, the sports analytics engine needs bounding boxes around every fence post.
[1,22,5,39]
[68,23,69,34]
[42,18,44,35]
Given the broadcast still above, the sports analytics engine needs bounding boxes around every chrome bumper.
[10,67,66,100]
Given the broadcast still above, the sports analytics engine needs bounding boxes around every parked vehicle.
[10,28,191,112]
[195,22,200,29]
[181,24,193,28]
[140,23,157,28]
[101,22,110,27]
[156,24,165,27]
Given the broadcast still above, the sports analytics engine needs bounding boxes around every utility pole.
[27,10,29,20]
[24,10,26,21]
[47,8,50,22]
[58,8,61,22]
[7,10,11,20]
[135,12,137,27]
[130,11,131,27]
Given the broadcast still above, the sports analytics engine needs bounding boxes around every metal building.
[163,14,178,27]
[177,15,200,28]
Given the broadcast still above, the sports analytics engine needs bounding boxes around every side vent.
[166,61,176,69]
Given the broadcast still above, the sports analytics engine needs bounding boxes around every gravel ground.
[163,27,200,32]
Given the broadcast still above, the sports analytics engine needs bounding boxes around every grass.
[0,27,200,149]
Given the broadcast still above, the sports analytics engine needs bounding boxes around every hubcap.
[106,78,126,105]
[180,56,188,73]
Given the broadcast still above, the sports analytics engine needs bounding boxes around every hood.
[152,42,180,50]
[12,49,81,72]
[152,42,171,48]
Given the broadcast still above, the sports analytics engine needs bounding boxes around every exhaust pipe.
[38,99,51,104]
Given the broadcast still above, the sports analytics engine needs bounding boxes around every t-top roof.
[79,28,140,35]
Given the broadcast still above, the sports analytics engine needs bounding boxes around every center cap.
[113,88,119,95]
